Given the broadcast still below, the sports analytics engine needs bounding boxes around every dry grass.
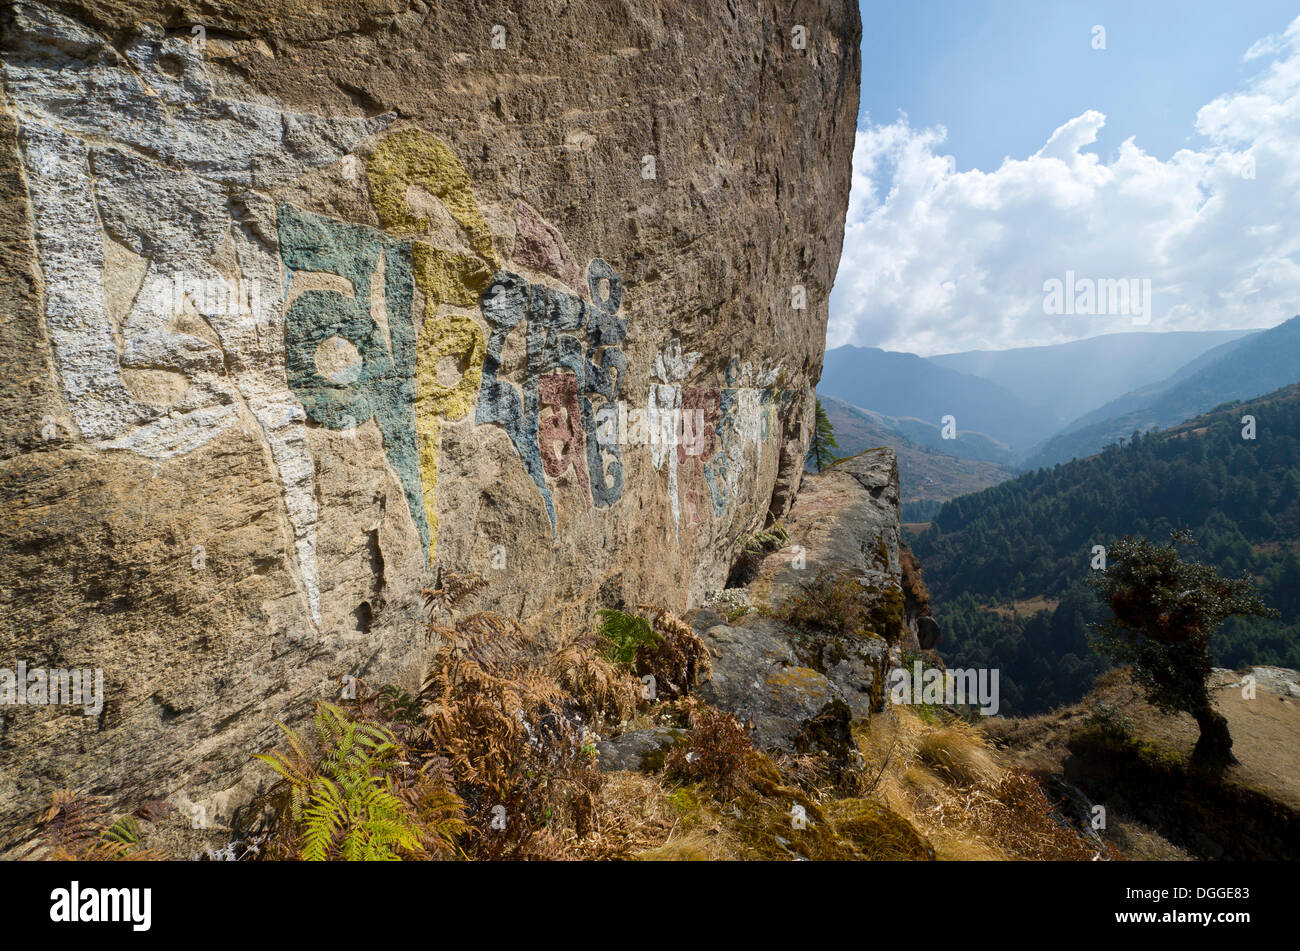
[925,772,1112,861]
[550,771,678,860]
[916,726,1002,788]
[637,827,739,861]
[773,566,907,644]
[899,542,931,615]
[853,706,1115,861]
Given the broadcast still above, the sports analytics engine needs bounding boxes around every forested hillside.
[912,384,1300,714]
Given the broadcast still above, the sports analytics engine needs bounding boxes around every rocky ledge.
[601,448,940,771]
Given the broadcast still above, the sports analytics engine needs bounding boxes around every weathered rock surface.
[595,726,685,773]
[694,612,855,750]
[689,449,921,757]
[756,447,908,614]
[0,0,860,846]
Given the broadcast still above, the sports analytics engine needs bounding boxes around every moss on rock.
[826,798,936,860]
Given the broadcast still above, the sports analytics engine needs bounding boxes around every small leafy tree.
[1087,533,1277,769]
[807,398,839,472]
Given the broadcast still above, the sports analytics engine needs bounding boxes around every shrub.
[664,702,754,795]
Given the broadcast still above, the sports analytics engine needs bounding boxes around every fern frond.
[596,609,661,667]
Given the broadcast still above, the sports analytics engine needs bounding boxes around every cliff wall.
[0,0,860,843]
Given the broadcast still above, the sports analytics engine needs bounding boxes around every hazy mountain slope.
[819,346,1058,450]
[1024,316,1300,469]
[930,329,1259,429]
[820,395,1015,509]
[1048,332,1261,433]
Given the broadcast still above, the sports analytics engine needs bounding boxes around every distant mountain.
[1024,316,1300,469]
[930,329,1260,430]
[819,346,1058,450]
[822,396,1013,465]
[820,396,1015,516]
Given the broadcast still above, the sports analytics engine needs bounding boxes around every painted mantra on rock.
[477,265,629,530]
[279,209,629,544]
[6,4,791,630]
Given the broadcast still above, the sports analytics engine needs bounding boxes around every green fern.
[596,609,662,668]
[738,522,789,556]
[256,703,442,861]
[34,791,164,861]
[102,816,143,849]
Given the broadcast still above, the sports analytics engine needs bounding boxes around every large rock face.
[0,1,859,844]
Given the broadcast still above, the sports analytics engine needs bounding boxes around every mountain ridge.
[930,328,1262,428]
[1024,316,1300,469]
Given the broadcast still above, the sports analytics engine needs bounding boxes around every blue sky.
[832,1,1300,355]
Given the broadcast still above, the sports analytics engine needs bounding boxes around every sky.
[829,1,1300,356]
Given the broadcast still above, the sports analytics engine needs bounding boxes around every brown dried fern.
[36,789,165,861]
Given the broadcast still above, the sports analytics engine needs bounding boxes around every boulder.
[595,727,687,773]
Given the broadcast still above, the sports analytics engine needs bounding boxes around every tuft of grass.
[775,566,906,644]
[915,726,1002,788]
[825,798,934,860]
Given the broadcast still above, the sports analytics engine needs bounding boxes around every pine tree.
[807,398,839,472]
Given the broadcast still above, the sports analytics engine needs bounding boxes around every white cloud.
[828,15,1300,356]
